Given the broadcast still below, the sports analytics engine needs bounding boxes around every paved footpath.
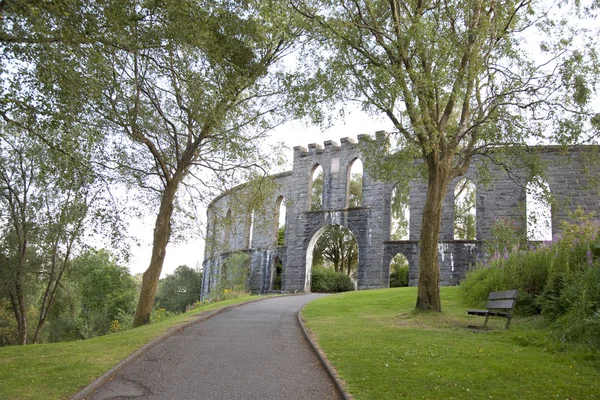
[88,294,341,400]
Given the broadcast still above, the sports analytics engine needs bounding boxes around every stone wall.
[201,138,600,299]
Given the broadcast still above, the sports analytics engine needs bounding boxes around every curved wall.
[201,136,600,299]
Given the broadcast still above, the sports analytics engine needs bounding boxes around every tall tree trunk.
[133,177,180,327]
[9,287,27,345]
[416,156,451,312]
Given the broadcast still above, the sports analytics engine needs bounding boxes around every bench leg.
[505,314,513,330]
[483,314,490,328]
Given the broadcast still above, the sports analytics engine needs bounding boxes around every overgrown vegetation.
[0,252,205,346]
[0,249,137,345]
[154,265,202,313]
[210,252,251,301]
[311,267,354,293]
[389,256,409,288]
[460,208,600,350]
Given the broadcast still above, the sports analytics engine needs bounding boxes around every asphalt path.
[89,294,341,400]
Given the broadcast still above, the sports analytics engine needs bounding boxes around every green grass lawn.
[0,295,257,400]
[302,287,600,400]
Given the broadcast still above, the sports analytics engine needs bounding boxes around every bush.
[155,265,203,313]
[209,252,250,302]
[390,264,409,287]
[311,267,355,293]
[460,209,600,350]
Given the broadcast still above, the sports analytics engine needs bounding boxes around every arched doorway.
[271,256,282,291]
[305,224,358,292]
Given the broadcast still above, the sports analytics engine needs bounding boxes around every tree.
[348,172,363,208]
[68,250,137,323]
[312,225,358,275]
[293,0,599,311]
[1,1,303,327]
[0,122,111,344]
[46,249,137,341]
[155,265,202,313]
[91,1,301,327]
[454,179,477,240]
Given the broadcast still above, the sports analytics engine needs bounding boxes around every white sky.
[127,105,395,277]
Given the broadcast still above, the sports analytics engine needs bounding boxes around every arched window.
[389,253,409,287]
[347,158,363,207]
[208,211,218,255]
[224,209,232,250]
[390,183,410,240]
[274,196,286,246]
[247,209,255,249]
[454,178,477,240]
[526,177,552,241]
[309,164,324,211]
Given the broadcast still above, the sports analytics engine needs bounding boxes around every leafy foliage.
[312,225,358,275]
[460,208,600,349]
[389,254,409,287]
[390,184,410,240]
[0,121,119,344]
[293,0,600,311]
[212,252,250,301]
[0,0,304,327]
[45,249,137,342]
[155,265,203,313]
[311,267,355,292]
[277,226,285,246]
[310,167,324,211]
[454,179,477,240]
[348,172,363,208]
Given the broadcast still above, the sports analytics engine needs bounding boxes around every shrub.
[311,267,354,293]
[390,264,409,287]
[460,208,600,350]
[209,252,250,302]
[155,265,203,313]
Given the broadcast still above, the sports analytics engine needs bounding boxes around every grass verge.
[0,295,257,400]
[302,287,599,400]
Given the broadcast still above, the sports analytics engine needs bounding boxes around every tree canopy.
[293,0,600,311]
[1,0,305,327]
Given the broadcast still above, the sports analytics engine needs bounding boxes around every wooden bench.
[467,290,519,329]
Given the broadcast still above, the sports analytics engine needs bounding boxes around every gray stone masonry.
[201,139,600,299]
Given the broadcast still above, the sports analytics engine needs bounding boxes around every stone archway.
[305,224,358,292]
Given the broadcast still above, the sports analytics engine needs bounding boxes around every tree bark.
[416,155,451,312]
[9,287,27,345]
[132,177,181,327]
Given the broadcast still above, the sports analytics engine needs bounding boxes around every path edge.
[71,297,269,400]
[297,304,351,400]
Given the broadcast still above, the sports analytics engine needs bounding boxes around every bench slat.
[467,309,488,316]
[466,290,519,329]
[488,290,519,300]
[485,299,517,310]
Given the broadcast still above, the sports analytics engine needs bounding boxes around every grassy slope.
[302,287,599,400]
[0,295,256,400]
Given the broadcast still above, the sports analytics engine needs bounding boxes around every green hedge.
[311,267,355,293]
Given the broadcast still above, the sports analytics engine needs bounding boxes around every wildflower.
[586,250,593,265]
